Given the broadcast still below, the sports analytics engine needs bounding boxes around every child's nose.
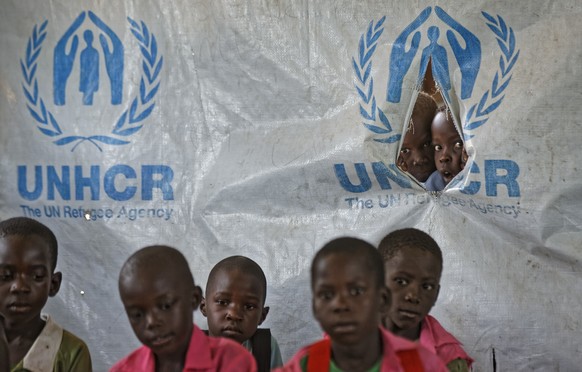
[404,286,420,304]
[226,304,243,320]
[10,275,31,293]
[439,149,451,163]
[145,311,161,329]
[331,292,350,313]
[412,153,427,166]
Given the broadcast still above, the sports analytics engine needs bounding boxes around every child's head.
[431,107,468,184]
[0,217,61,328]
[311,237,389,346]
[118,245,202,362]
[398,92,438,182]
[378,228,442,339]
[200,255,268,344]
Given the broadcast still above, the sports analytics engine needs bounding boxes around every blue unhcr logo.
[21,11,163,151]
[353,6,519,142]
[338,8,521,198]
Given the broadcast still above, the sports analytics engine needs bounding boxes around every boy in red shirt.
[277,237,446,372]
[379,228,473,371]
[111,245,256,372]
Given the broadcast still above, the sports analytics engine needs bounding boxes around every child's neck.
[155,358,185,372]
[5,315,46,368]
[395,322,422,341]
[4,315,45,343]
[331,329,382,372]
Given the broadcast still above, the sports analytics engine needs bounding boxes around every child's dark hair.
[0,217,58,271]
[207,256,267,302]
[409,92,437,132]
[120,245,194,284]
[378,228,443,271]
[311,237,385,288]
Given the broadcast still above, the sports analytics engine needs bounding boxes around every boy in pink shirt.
[277,237,447,372]
[111,245,256,372]
[379,228,473,371]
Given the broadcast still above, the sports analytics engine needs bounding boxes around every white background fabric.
[1,1,581,371]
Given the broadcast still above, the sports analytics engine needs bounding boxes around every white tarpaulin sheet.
[1,1,581,370]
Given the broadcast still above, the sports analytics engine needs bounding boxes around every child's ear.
[379,285,391,317]
[192,285,203,312]
[258,306,269,325]
[397,156,408,172]
[199,296,208,317]
[49,272,62,297]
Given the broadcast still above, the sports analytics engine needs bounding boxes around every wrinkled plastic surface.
[1,1,581,371]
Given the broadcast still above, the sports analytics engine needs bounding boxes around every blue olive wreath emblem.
[21,11,163,151]
[353,8,519,142]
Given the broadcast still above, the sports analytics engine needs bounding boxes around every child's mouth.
[221,326,242,336]
[398,309,420,320]
[150,334,173,347]
[8,303,32,313]
[331,322,358,334]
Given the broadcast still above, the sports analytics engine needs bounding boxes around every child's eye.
[244,304,257,311]
[160,302,172,311]
[216,299,229,306]
[0,271,13,281]
[434,145,442,151]
[349,287,364,296]
[395,278,408,286]
[317,290,334,300]
[400,148,410,155]
[423,141,431,148]
[423,283,436,291]
[454,141,463,150]
[32,271,46,281]
[128,310,143,320]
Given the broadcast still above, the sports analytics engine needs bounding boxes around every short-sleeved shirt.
[110,324,256,372]
[419,315,473,371]
[11,314,92,372]
[275,326,447,372]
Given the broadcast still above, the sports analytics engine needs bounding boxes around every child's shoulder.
[190,325,257,371]
[17,316,92,372]
[421,315,461,344]
[381,327,448,372]
[420,315,473,367]
[49,319,92,372]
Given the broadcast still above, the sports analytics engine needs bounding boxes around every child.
[111,245,256,372]
[397,92,438,183]
[0,217,92,371]
[425,107,468,191]
[277,237,447,372]
[379,228,473,371]
[200,255,283,371]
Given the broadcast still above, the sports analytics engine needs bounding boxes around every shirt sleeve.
[54,330,93,372]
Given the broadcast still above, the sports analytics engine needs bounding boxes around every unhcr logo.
[336,7,521,198]
[20,11,163,151]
